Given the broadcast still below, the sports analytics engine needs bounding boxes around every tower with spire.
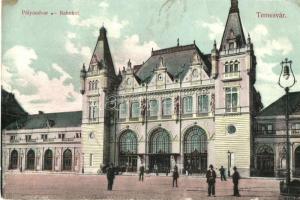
[212,0,257,176]
[80,25,119,173]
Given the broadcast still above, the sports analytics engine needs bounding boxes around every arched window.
[26,149,35,170]
[225,62,229,73]
[44,149,53,170]
[10,150,18,169]
[119,131,137,154]
[184,126,207,153]
[150,129,170,154]
[63,149,72,171]
[149,100,158,117]
[162,98,172,116]
[183,96,193,114]
[89,81,92,90]
[234,60,239,72]
[131,102,140,119]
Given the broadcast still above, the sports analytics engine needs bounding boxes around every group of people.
[106,163,241,197]
[206,164,240,197]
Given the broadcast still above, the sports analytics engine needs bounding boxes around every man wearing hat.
[206,164,217,197]
[232,166,241,197]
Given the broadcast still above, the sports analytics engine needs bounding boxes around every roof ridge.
[152,44,196,56]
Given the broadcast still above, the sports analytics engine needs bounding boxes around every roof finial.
[127,59,132,69]
[193,40,195,45]
[177,38,180,46]
[247,33,251,43]
[230,0,239,13]
[213,40,217,49]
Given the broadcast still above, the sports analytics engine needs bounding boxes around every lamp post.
[82,153,85,174]
[227,150,232,177]
[278,58,296,185]
[20,150,24,172]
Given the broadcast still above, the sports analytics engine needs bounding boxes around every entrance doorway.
[10,150,18,169]
[183,126,208,174]
[44,149,53,170]
[26,149,35,170]
[63,149,72,171]
[294,146,300,177]
[149,128,171,173]
[256,145,274,177]
[119,130,138,172]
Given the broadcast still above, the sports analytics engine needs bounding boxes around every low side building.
[3,111,82,173]
[253,91,300,178]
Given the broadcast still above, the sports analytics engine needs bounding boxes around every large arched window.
[63,149,72,171]
[26,149,35,170]
[10,150,18,169]
[119,131,137,154]
[184,126,207,153]
[44,149,53,170]
[183,126,208,173]
[150,128,171,154]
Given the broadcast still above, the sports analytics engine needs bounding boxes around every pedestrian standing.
[139,164,145,181]
[219,166,226,181]
[154,163,158,176]
[206,164,216,197]
[106,163,115,191]
[232,166,241,197]
[172,165,179,187]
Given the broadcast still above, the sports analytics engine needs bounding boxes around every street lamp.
[227,150,232,177]
[278,58,296,185]
[82,153,85,174]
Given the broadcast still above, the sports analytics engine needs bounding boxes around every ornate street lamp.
[278,58,296,185]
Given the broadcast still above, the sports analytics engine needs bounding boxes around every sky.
[2,0,300,114]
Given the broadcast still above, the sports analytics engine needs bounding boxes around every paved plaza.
[3,173,281,200]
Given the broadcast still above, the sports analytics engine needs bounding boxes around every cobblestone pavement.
[3,173,280,200]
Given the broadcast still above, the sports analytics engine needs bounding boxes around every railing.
[10,140,19,143]
[197,112,209,117]
[255,130,276,135]
[43,138,54,142]
[26,139,37,143]
[62,138,74,142]
[225,106,240,113]
[161,115,172,119]
[223,71,241,81]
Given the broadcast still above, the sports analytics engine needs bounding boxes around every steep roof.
[136,44,211,83]
[5,111,82,130]
[2,88,28,129]
[219,0,246,51]
[258,92,300,117]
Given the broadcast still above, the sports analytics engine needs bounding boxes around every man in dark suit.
[232,166,241,197]
[106,163,115,191]
[219,166,226,181]
[206,164,217,197]
[172,165,179,187]
[139,164,145,181]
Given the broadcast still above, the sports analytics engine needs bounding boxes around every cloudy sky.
[2,0,300,114]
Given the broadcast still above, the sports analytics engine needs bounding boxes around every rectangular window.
[88,99,99,121]
[229,42,234,49]
[267,124,274,134]
[58,134,65,139]
[25,135,31,142]
[89,154,93,166]
[292,123,300,134]
[183,96,193,114]
[198,95,209,113]
[10,135,16,142]
[131,102,140,118]
[119,102,127,119]
[41,134,48,140]
[149,100,158,117]
[163,98,172,116]
[225,87,238,112]
[76,133,81,138]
